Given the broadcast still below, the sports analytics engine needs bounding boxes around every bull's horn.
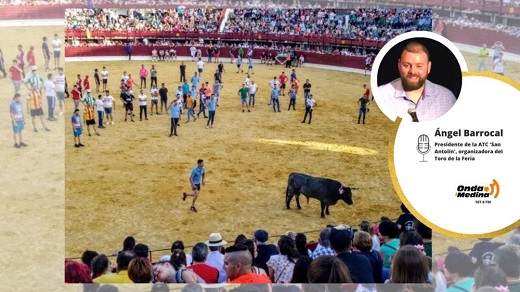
[350,187,359,190]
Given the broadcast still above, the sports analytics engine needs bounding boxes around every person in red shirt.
[362,84,371,101]
[17,44,25,78]
[292,78,300,95]
[83,75,91,92]
[279,71,288,96]
[187,243,219,283]
[76,74,83,94]
[26,45,36,71]
[9,59,23,93]
[224,245,272,284]
[71,84,81,109]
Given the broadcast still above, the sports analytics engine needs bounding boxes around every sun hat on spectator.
[205,233,228,247]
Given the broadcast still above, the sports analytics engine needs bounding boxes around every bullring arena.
[0,2,519,290]
[64,44,398,259]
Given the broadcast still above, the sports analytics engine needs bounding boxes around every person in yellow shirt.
[26,84,50,132]
[83,104,100,137]
[478,43,489,71]
[94,251,135,284]
[185,93,197,123]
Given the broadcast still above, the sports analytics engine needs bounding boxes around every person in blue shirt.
[182,159,206,212]
[181,81,190,103]
[125,43,132,61]
[206,94,217,129]
[191,72,200,89]
[168,96,182,137]
[271,85,281,113]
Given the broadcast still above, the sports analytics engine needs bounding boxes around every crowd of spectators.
[434,228,520,292]
[436,15,520,38]
[65,8,222,32]
[64,204,436,285]
[223,8,432,41]
[62,7,431,58]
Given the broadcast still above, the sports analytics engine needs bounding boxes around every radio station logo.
[455,179,500,204]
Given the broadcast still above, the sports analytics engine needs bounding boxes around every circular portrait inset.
[371,31,466,123]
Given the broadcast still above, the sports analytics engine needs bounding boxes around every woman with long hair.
[266,235,301,283]
[390,245,430,283]
[307,255,352,283]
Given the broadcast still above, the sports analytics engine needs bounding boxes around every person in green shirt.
[478,43,490,71]
[238,84,250,113]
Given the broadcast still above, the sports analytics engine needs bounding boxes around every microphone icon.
[417,134,430,162]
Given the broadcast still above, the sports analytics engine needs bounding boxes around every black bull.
[285,173,353,218]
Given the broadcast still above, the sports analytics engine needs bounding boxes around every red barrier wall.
[443,25,520,55]
[64,30,385,48]
[65,46,367,69]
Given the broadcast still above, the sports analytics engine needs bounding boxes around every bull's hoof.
[286,207,290,210]
[297,206,302,210]
[326,211,330,215]
[321,215,325,219]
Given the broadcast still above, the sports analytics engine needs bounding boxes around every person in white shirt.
[138,89,148,121]
[151,48,158,62]
[248,81,258,107]
[51,33,62,70]
[44,73,57,121]
[121,71,129,85]
[95,95,105,128]
[150,84,159,115]
[302,94,316,124]
[102,90,115,125]
[190,46,197,61]
[268,77,280,105]
[53,67,66,116]
[101,66,108,91]
[244,74,251,89]
[493,52,506,76]
[197,58,205,76]
[169,48,177,61]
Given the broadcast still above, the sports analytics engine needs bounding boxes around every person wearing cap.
[253,229,278,274]
[204,232,228,283]
[224,245,272,284]
[329,228,374,283]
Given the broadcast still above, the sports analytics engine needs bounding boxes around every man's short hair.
[133,243,149,258]
[192,242,209,263]
[329,228,351,252]
[494,244,520,278]
[401,41,430,61]
[117,250,136,270]
[197,159,204,164]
